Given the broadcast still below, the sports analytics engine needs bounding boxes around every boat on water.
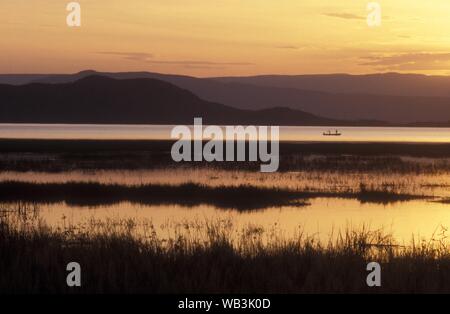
[323,129,342,136]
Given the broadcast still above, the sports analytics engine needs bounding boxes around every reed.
[1,205,450,294]
[0,181,427,210]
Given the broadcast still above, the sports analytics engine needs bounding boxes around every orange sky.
[2,0,450,76]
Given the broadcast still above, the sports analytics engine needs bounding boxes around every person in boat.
[323,129,342,136]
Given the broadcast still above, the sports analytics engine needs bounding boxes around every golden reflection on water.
[1,167,450,245]
[10,198,450,244]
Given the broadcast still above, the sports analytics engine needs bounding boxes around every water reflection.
[1,164,449,247]
[1,124,450,143]
[3,198,449,244]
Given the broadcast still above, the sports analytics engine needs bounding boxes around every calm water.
[1,124,450,245]
[1,168,450,244]
[3,198,449,245]
[1,124,450,143]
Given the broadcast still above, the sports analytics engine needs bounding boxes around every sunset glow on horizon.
[2,0,450,76]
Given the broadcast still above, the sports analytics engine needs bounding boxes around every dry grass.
[2,205,450,294]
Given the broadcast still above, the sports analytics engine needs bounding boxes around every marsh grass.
[0,181,428,210]
[1,141,450,293]
[2,153,450,174]
[2,205,450,294]
[434,198,450,204]
[2,162,448,200]
[2,140,450,174]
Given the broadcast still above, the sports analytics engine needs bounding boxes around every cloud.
[276,45,299,50]
[96,51,253,67]
[359,52,450,71]
[323,12,365,20]
[183,65,226,70]
[97,52,154,62]
[145,60,253,66]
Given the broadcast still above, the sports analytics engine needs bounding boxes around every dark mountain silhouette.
[0,75,364,126]
[3,71,450,123]
[0,74,49,85]
[211,73,450,97]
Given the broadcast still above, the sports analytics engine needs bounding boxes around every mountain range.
[0,75,348,125]
[1,70,450,125]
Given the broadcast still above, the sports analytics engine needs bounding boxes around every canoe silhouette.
[323,130,342,136]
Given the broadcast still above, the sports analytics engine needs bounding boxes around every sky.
[1,0,450,76]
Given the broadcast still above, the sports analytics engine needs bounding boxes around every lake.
[1,124,450,143]
[1,167,450,244]
[1,124,450,247]
[3,198,448,245]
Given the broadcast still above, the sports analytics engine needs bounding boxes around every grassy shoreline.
[2,213,450,294]
[1,139,450,173]
[2,139,450,156]
[0,181,428,209]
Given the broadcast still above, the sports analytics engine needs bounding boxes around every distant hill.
[3,71,450,123]
[0,75,362,126]
[0,74,50,85]
[210,73,450,97]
